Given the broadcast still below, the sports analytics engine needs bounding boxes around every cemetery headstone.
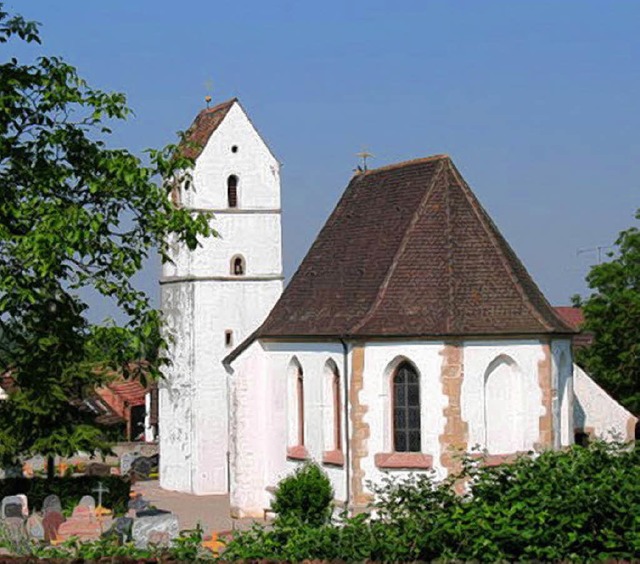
[16,494,28,517]
[79,495,96,511]
[120,452,137,475]
[4,516,28,546]
[128,494,150,513]
[26,512,44,541]
[42,511,65,542]
[104,516,133,543]
[132,512,179,549]
[86,462,111,477]
[42,494,62,515]
[2,496,24,519]
[56,505,101,542]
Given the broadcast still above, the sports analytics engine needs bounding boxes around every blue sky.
[10,1,640,321]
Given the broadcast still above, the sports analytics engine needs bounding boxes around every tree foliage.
[223,441,640,561]
[0,5,213,462]
[574,209,640,415]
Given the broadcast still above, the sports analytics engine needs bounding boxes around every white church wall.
[160,99,284,496]
[461,340,545,455]
[551,339,573,447]
[574,364,637,441]
[188,103,280,211]
[168,214,282,280]
[359,341,449,490]
[159,283,196,493]
[265,343,347,501]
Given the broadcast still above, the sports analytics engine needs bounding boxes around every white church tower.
[159,98,283,494]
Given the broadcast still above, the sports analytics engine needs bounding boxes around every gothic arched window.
[297,370,305,447]
[393,362,421,452]
[227,175,238,208]
[231,255,245,276]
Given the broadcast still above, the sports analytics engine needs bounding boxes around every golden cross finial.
[204,79,214,108]
[356,148,374,172]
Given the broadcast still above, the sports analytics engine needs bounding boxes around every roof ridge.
[198,97,237,116]
[349,158,449,334]
[445,160,555,332]
[359,154,450,177]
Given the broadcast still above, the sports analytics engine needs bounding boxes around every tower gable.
[181,99,280,211]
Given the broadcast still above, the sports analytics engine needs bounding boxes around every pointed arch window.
[297,371,305,447]
[393,362,421,452]
[287,358,307,460]
[227,175,238,208]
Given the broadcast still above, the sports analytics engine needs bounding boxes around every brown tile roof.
[553,306,584,330]
[554,306,594,348]
[179,98,237,160]
[256,155,574,339]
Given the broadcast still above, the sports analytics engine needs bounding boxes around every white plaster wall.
[551,339,573,447]
[229,341,347,517]
[462,340,545,454]
[159,283,196,492]
[168,214,282,279]
[574,364,637,441]
[361,342,449,488]
[160,100,283,495]
[186,103,280,211]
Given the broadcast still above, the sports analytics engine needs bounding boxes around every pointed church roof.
[256,155,574,340]
[179,97,237,160]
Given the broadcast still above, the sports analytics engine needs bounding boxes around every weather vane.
[204,79,214,108]
[356,148,374,172]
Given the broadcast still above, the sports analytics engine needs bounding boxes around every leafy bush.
[271,462,334,526]
[223,441,640,561]
[0,476,131,515]
[30,526,214,561]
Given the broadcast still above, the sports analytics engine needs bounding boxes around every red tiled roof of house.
[179,98,237,160]
[553,306,585,330]
[255,155,574,340]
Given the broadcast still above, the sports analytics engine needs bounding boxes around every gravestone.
[128,495,150,514]
[2,496,24,519]
[120,452,137,476]
[136,508,170,518]
[131,513,179,549]
[42,511,65,542]
[42,494,62,515]
[16,494,28,517]
[104,516,133,543]
[4,516,28,545]
[26,512,44,541]
[56,505,101,542]
[86,462,111,477]
[79,495,96,511]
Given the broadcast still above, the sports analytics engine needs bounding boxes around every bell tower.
[159,98,283,494]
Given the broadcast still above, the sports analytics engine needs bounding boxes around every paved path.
[132,480,258,535]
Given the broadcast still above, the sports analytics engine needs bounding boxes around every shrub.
[0,476,131,515]
[270,462,334,526]
[223,441,640,561]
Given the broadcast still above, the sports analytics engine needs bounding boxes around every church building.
[159,98,637,517]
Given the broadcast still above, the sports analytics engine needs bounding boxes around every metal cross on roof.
[356,149,374,172]
[204,79,214,108]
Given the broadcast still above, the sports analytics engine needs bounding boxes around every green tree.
[574,209,640,415]
[0,6,213,469]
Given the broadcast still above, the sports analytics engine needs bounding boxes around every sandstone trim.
[439,341,468,481]
[349,344,372,510]
[536,341,554,449]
